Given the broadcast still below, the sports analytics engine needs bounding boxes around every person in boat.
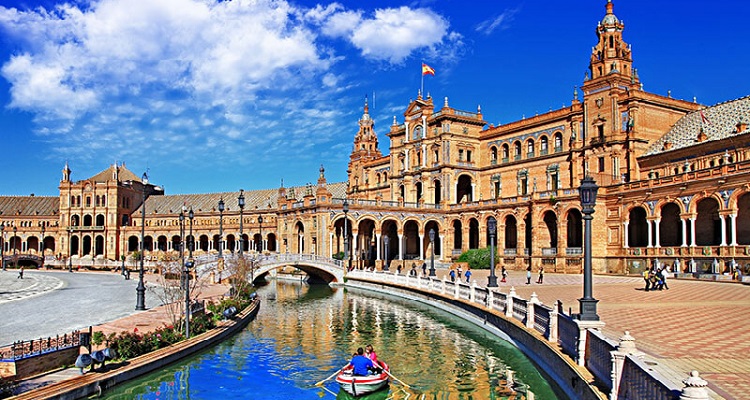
[349,347,375,376]
[364,344,382,373]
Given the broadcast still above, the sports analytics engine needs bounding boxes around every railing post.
[470,281,477,303]
[549,300,559,342]
[574,319,605,367]
[488,289,494,310]
[506,287,515,318]
[454,280,459,299]
[441,275,446,294]
[609,331,641,400]
[526,292,539,329]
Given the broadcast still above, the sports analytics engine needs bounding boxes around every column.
[419,233,424,259]
[375,233,381,260]
[353,233,359,262]
[654,219,661,248]
[298,233,303,253]
[398,233,404,260]
[405,149,410,171]
[471,183,476,202]
[719,215,727,246]
[422,143,427,167]
[681,218,688,247]
[647,220,653,248]
[623,221,629,248]
[730,214,738,246]
[690,217,697,247]
[329,232,334,258]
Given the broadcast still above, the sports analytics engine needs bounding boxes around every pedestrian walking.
[421,262,427,276]
[465,267,472,283]
[397,264,402,275]
[526,266,531,285]
[17,266,24,279]
[449,268,456,282]
[643,268,651,291]
[501,266,507,283]
[536,265,544,284]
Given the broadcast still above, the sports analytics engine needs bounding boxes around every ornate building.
[1,1,748,276]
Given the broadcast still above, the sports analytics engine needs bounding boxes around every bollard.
[75,353,92,374]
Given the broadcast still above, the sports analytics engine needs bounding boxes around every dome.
[602,13,619,26]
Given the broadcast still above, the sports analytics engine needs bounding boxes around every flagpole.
[421,65,424,98]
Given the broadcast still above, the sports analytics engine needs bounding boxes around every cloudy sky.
[0,0,748,196]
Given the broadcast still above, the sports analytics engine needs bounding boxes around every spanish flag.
[422,63,435,76]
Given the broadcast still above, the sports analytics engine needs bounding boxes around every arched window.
[413,125,423,140]
[554,133,563,152]
[526,139,535,157]
[490,146,498,164]
[540,136,549,155]
[502,144,509,161]
[513,141,522,160]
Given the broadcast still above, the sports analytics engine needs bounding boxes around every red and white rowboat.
[335,361,390,397]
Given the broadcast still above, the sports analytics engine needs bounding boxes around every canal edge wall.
[342,277,606,400]
[8,298,261,400]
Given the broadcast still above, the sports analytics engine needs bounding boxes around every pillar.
[681,218,688,247]
[623,221,629,248]
[375,233,381,260]
[719,215,727,246]
[690,217,697,247]
[398,233,404,260]
[654,218,661,248]
[730,214,738,246]
[419,233,424,259]
[647,220,653,248]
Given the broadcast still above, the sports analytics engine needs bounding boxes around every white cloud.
[475,7,520,35]
[318,6,453,64]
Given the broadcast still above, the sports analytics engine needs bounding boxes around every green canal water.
[101,280,562,399]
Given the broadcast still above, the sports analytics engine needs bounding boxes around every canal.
[101,280,562,399]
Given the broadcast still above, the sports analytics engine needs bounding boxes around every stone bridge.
[193,253,347,285]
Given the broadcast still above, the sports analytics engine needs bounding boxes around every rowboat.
[335,361,390,397]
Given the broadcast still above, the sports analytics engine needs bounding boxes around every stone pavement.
[457,268,750,400]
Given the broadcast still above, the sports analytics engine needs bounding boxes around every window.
[413,125,423,140]
[433,149,439,164]
[458,149,464,161]
[598,124,605,141]
[540,137,549,155]
[598,157,605,172]
[502,144,509,160]
[526,140,535,157]
[466,150,472,163]
[490,147,498,164]
[554,134,563,151]
[514,142,521,159]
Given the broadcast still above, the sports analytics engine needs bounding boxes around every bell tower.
[584,0,639,89]
[347,96,382,193]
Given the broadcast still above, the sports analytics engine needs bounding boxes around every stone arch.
[424,220,441,258]
[71,215,80,226]
[542,210,558,248]
[267,233,277,252]
[82,235,92,256]
[452,219,463,252]
[468,218,480,249]
[628,206,649,247]
[402,219,420,259]
[566,208,583,248]
[504,214,518,249]
[736,191,750,245]
[659,202,682,247]
[381,219,399,265]
[357,218,377,268]
[95,235,105,256]
[695,197,721,246]
[199,234,209,252]
[456,174,473,203]
[83,215,93,227]
[295,221,306,254]
[96,214,105,226]
[433,179,442,204]
[128,236,139,252]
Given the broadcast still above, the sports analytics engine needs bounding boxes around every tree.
[456,248,498,270]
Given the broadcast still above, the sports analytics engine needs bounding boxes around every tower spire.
[586,1,637,88]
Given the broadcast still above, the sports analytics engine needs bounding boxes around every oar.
[315,365,347,386]
[383,368,410,388]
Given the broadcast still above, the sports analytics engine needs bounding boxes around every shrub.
[332,252,345,260]
[92,331,105,346]
[456,248,498,270]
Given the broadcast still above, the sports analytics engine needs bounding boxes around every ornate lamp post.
[578,176,600,321]
[429,229,436,276]
[12,226,17,269]
[238,190,245,258]
[1,223,5,271]
[40,225,45,268]
[383,235,389,271]
[67,227,73,272]
[184,258,194,339]
[135,172,148,311]
[188,207,194,259]
[257,216,263,253]
[179,208,185,289]
[343,199,350,271]
[487,217,498,287]
[218,199,225,259]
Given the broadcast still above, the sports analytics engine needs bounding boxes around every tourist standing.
[501,266,507,283]
[536,265,544,284]
[526,266,531,285]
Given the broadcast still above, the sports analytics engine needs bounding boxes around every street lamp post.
[343,200,350,271]
[383,235,389,271]
[578,176,600,321]
[429,229,436,276]
[135,172,148,311]
[257,216,263,253]
[487,217,498,287]
[188,207,194,259]
[12,226,17,269]
[218,199,224,259]
[67,227,72,272]
[238,190,245,259]
[184,258,194,339]
[40,225,45,268]
[1,223,5,271]
[179,209,185,286]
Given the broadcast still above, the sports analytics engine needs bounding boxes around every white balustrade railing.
[344,269,698,400]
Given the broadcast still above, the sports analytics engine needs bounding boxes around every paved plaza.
[464,269,750,400]
[1,267,747,399]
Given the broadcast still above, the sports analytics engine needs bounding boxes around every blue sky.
[0,0,748,197]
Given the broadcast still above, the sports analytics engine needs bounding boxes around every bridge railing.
[346,269,695,400]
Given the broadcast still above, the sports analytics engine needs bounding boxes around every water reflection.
[103,280,560,399]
